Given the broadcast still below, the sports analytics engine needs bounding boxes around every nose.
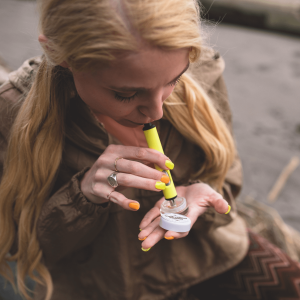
[139,87,173,120]
[139,91,164,121]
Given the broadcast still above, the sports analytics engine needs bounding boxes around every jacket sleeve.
[36,168,111,266]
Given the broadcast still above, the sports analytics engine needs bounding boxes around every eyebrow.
[108,61,190,92]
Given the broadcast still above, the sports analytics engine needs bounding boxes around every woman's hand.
[80,144,173,210]
[138,183,230,250]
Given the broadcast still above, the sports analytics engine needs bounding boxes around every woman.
[0,0,299,300]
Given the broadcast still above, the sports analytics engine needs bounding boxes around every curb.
[200,0,300,36]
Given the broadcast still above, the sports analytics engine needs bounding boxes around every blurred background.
[0,0,299,299]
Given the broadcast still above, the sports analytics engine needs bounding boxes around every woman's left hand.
[138,183,230,250]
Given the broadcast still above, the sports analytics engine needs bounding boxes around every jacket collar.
[187,46,225,92]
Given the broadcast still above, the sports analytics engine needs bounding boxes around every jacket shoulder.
[188,47,225,93]
[0,82,23,142]
[0,56,42,140]
[0,81,23,103]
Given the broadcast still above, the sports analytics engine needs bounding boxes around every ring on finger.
[107,190,115,200]
[107,172,119,188]
[114,157,123,172]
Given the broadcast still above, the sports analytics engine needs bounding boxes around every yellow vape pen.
[142,123,177,201]
[143,123,190,232]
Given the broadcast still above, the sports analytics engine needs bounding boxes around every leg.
[188,230,300,300]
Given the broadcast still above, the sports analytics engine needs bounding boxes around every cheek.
[73,76,95,103]
[163,86,176,101]
[73,76,109,108]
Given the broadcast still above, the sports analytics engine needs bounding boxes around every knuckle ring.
[114,157,123,172]
[107,190,115,200]
[107,172,119,188]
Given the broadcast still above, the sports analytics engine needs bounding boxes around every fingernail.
[225,205,231,214]
[164,236,174,240]
[160,174,170,184]
[138,237,147,241]
[155,182,166,190]
[139,228,142,231]
[165,160,174,170]
[129,202,140,210]
[141,247,151,252]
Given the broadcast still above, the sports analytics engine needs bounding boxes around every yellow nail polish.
[225,205,231,214]
[160,174,170,184]
[138,237,147,241]
[164,236,174,240]
[141,247,151,252]
[139,228,142,231]
[129,202,140,210]
[155,182,166,190]
[165,160,174,170]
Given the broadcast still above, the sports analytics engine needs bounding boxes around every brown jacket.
[0,48,248,300]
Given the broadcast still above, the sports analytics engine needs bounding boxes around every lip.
[127,120,153,125]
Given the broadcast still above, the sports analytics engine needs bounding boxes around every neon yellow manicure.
[225,205,231,214]
[141,247,151,252]
[155,182,166,190]
[165,160,174,170]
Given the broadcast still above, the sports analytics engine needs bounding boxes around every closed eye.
[168,75,182,87]
[114,92,138,102]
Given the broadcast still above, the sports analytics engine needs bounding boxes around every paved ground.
[204,23,300,232]
[0,0,299,299]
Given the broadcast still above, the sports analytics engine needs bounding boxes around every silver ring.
[107,172,118,188]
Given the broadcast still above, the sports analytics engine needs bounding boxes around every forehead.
[92,47,190,84]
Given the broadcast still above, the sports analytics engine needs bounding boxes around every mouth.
[127,120,154,125]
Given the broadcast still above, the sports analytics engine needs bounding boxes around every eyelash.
[169,75,182,87]
[114,76,182,102]
[114,93,138,103]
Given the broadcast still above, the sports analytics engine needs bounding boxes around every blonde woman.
[1,0,300,300]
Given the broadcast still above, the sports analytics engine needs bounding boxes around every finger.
[138,216,161,241]
[141,226,166,250]
[90,181,140,211]
[164,229,189,240]
[104,144,174,170]
[115,159,170,183]
[207,197,229,214]
[107,190,140,211]
[107,172,167,192]
[139,206,161,230]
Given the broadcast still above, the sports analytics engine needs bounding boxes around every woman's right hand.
[80,144,173,210]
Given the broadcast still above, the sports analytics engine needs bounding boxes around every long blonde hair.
[0,0,235,299]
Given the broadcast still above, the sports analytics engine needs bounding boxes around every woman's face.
[71,47,190,127]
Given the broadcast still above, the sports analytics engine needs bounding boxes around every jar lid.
[160,213,191,232]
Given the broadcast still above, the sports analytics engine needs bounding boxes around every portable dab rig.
[143,123,191,232]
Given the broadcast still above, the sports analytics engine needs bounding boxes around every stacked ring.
[107,190,115,200]
[114,157,123,172]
